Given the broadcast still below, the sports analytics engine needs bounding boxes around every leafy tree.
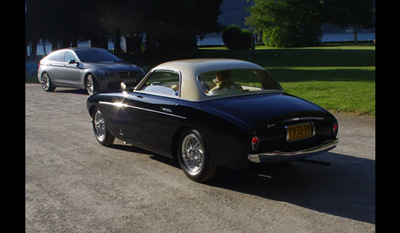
[26,0,41,58]
[246,0,374,47]
[26,0,223,56]
[246,0,323,47]
[140,0,222,52]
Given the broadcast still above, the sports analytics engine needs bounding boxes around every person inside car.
[208,71,243,95]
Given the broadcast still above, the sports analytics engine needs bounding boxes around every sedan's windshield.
[75,49,120,62]
[198,69,282,96]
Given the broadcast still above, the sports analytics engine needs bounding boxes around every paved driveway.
[26,84,375,232]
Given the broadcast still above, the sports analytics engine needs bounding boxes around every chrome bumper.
[247,138,339,163]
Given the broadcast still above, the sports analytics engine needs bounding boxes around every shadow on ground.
[109,143,375,224]
[209,152,375,224]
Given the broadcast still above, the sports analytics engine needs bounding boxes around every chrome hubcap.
[94,111,106,141]
[181,134,204,175]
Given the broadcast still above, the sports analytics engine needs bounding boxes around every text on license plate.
[286,122,314,142]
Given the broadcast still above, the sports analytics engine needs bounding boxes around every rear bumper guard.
[247,138,339,163]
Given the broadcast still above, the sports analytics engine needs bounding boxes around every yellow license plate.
[286,122,314,142]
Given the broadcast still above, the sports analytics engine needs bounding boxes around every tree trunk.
[71,37,78,47]
[25,39,29,58]
[114,29,121,54]
[42,39,47,55]
[51,38,59,51]
[31,37,38,59]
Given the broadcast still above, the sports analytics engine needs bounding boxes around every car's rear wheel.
[41,72,55,92]
[178,129,217,182]
[92,109,115,146]
[86,74,98,96]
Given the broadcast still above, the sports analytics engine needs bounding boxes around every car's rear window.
[198,69,282,96]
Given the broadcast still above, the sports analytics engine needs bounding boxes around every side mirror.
[68,59,78,64]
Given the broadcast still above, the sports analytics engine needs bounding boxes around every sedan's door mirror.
[68,59,77,64]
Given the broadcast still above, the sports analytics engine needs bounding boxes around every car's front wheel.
[177,129,217,182]
[86,74,98,96]
[92,109,115,146]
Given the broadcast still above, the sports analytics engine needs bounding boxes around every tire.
[177,129,217,182]
[40,72,56,92]
[92,109,115,146]
[86,74,98,96]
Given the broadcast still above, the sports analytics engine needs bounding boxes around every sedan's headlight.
[98,69,115,76]
[131,65,145,75]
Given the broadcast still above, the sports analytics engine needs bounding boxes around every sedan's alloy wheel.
[41,73,55,92]
[86,75,96,95]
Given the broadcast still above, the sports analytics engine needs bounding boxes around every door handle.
[160,107,172,113]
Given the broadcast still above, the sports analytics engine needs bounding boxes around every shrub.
[222,25,253,50]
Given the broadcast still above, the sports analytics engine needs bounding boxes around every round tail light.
[333,122,338,136]
[252,136,259,151]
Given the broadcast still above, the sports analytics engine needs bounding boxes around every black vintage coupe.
[87,59,339,182]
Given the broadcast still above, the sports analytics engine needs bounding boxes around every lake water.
[28,33,375,56]
[197,32,375,46]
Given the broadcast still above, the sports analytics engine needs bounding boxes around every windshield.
[198,69,282,96]
[75,49,120,62]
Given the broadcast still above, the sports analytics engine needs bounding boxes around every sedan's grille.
[119,71,138,79]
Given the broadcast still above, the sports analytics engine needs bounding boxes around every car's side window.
[53,51,66,62]
[141,71,180,96]
[64,51,77,62]
[47,53,55,61]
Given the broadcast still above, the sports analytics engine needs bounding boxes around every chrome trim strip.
[248,138,339,163]
[99,101,187,120]
[282,117,324,122]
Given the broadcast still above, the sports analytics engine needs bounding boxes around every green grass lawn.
[26,74,38,83]
[198,43,375,116]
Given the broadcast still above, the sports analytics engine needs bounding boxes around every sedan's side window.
[141,71,180,96]
[64,51,77,63]
[53,51,66,62]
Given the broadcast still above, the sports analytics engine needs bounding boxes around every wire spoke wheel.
[91,109,114,146]
[181,133,205,175]
[94,110,106,142]
[178,129,217,182]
